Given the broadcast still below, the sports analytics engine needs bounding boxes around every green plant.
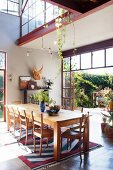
[37,90,49,103]
[55,10,72,61]
[29,93,39,104]
[30,90,54,105]
[105,90,113,102]
[102,111,113,126]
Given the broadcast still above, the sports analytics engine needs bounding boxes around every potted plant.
[104,89,113,111]
[102,111,113,138]
[29,93,39,104]
[37,90,50,112]
[101,116,107,133]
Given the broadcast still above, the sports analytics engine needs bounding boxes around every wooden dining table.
[6,103,89,161]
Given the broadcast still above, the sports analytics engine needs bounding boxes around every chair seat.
[62,129,83,139]
[34,128,53,137]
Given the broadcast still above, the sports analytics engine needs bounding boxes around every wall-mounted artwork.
[32,65,43,80]
[19,76,31,90]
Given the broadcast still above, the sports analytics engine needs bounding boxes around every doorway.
[0,51,6,122]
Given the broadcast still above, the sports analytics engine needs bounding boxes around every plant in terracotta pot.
[101,116,107,133]
[102,111,113,138]
[104,89,113,111]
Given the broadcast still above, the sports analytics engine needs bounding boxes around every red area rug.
[17,134,102,170]
[0,129,102,170]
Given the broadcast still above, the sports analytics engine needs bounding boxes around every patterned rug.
[0,130,102,170]
[18,132,102,170]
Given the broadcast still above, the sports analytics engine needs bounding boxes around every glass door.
[0,52,6,122]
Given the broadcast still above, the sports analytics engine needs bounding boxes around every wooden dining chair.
[31,111,53,155]
[7,105,20,135]
[18,109,33,145]
[61,112,89,162]
[74,107,83,113]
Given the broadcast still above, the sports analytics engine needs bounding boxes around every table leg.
[6,110,10,131]
[54,122,61,161]
[84,115,89,151]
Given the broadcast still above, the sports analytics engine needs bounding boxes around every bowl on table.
[46,105,60,116]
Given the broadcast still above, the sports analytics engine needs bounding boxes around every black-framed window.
[21,0,67,36]
[62,46,113,110]
[0,0,19,16]
[106,48,113,66]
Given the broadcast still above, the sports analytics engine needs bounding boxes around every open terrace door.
[0,51,6,122]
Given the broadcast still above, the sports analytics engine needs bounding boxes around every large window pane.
[22,10,29,25]
[29,0,36,7]
[53,6,59,19]
[0,0,19,16]
[63,88,70,98]
[22,23,28,36]
[0,0,7,12]
[81,52,91,69]
[21,0,67,36]
[92,50,105,68]
[63,72,70,87]
[71,55,80,70]
[35,1,44,16]
[11,0,19,3]
[36,13,44,28]
[106,48,113,66]
[0,52,5,69]
[29,19,36,32]
[63,98,70,110]
[63,58,70,71]
[46,6,53,23]
[8,1,19,15]
[29,4,36,20]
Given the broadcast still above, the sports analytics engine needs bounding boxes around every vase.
[101,122,107,133]
[40,101,45,112]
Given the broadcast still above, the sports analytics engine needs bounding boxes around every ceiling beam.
[43,0,82,13]
[62,38,113,57]
[17,12,81,46]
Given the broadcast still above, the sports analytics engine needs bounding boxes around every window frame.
[62,46,113,110]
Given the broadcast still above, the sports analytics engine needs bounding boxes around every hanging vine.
[55,10,72,61]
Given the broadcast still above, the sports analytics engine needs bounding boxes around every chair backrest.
[31,111,43,134]
[7,105,16,118]
[18,109,27,126]
[7,105,18,123]
[80,112,89,134]
[12,106,19,117]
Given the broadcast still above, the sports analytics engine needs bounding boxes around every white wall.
[63,4,113,50]
[0,12,61,104]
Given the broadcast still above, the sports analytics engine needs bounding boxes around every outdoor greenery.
[73,72,113,107]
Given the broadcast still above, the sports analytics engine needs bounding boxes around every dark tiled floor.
[0,111,113,170]
[47,112,113,170]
